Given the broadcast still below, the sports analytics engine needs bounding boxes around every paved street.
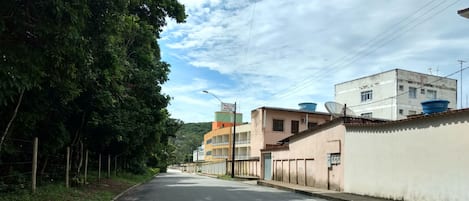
[116,169,328,201]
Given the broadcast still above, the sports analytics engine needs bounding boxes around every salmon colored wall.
[270,123,345,191]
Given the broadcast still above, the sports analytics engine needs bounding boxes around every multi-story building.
[192,145,204,162]
[250,106,332,159]
[202,109,252,162]
[203,123,252,162]
[335,69,457,120]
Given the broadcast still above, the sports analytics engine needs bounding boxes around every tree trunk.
[0,88,25,154]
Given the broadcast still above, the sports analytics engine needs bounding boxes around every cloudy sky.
[160,0,469,123]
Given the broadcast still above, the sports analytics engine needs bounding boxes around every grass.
[0,168,159,201]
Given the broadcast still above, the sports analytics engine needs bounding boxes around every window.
[307,122,318,129]
[206,151,212,155]
[399,109,403,115]
[421,89,425,94]
[361,90,373,102]
[273,119,284,131]
[409,87,417,99]
[408,110,417,115]
[361,112,372,118]
[291,120,299,133]
[399,85,404,91]
[206,139,212,144]
[427,89,437,99]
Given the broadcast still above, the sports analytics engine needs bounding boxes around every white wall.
[344,111,469,201]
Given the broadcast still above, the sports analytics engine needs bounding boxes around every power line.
[274,0,462,99]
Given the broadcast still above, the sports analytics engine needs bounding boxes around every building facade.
[335,69,457,120]
[250,106,332,159]
[203,123,252,162]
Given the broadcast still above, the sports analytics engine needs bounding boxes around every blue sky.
[160,0,469,123]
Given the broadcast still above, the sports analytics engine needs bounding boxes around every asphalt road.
[116,169,328,201]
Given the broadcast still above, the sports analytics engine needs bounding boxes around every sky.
[160,0,469,123]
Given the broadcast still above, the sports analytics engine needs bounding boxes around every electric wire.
[273,0,462,99]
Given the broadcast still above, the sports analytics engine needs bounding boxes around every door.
[263,153,272,180]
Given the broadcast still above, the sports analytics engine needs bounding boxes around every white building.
[192,145,204,162]
[335,69,457,120]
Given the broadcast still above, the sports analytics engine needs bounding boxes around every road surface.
[116,169,328,201]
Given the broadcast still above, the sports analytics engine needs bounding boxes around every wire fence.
[0,137,128,193]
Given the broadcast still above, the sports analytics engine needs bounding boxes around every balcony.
[235,140,250,145]
[212,141,229,146]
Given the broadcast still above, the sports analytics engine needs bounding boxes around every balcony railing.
[235,140,250,145]
[212,142,229,146]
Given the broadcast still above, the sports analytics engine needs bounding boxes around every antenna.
[324,101,356,118]
[458,60,466,109]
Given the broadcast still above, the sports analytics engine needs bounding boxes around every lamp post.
[202,90,236,178]
[458,8,469,19]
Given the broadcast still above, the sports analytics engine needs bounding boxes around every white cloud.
[162,0,469,122]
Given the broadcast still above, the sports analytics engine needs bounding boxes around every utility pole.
[458,60,466,109]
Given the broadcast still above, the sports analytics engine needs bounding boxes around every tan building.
[261,107,469,200]
[262,117,383,190]
[251,106,332,159]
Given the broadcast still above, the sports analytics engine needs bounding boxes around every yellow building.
[203,123,251,162]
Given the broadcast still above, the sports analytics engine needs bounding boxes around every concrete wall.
[270,122,345,190]
[344,111,469,201]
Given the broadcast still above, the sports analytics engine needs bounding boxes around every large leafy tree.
[0,0,186,181]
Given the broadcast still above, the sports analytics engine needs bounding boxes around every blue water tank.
[299,102,317,112]
[421,99,449,115]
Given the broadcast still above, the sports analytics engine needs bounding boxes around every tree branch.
[0,88,25,153]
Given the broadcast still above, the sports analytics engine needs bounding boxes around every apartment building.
[335,69,457,120]
[203,123,252,162]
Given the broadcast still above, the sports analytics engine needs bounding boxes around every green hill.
[169,122,211,164]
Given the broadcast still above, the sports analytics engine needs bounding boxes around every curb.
[111,174,158,201]
[111,182,143,201]
[257,181,348,201]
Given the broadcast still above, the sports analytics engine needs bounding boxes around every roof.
[345,108,469,128]
[252,106,331,116]
[261,144,289,152]
[335,68,456,86]
[278,116,386,143]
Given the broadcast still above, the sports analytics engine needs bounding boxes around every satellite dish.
[324,101,356,117]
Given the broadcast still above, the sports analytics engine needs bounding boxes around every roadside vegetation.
[0,0,187,198]
[0,168,159,201]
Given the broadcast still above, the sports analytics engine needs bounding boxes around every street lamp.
[202,90,237,178]
[458,8,469,19]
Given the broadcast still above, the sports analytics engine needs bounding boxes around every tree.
[0,0,186,185]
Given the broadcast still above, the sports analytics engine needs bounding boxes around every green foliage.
[169,122,212,164]
[0,0,186,190]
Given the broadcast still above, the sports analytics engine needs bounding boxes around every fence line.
[180,159,260,178]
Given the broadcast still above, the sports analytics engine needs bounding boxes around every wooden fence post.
[114,156,117,176]
[31,137,38,193]
[66,147,70,188]
[107,154,111,178]
[84,150,88,184]
[98,153,101,182]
